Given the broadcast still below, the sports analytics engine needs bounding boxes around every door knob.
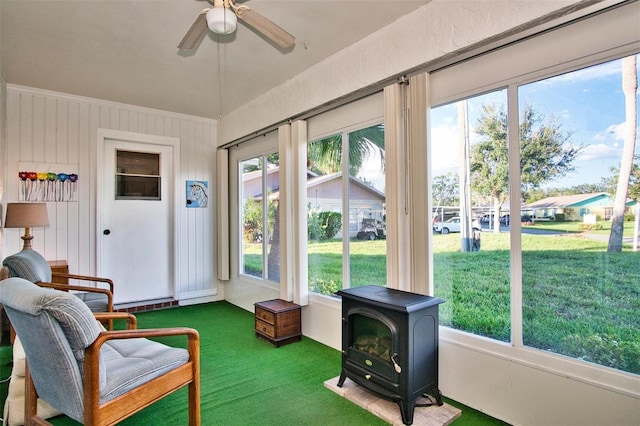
[103,229,111,235]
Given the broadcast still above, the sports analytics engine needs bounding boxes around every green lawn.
[244,228,640,375]
[523,218,639,237]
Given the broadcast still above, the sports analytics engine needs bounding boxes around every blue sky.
[430,54,640,190]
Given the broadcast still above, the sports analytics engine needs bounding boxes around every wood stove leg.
[429,387,443,406]
[398,399,415,425]
[337,370,347,387]
[435,388,443,405]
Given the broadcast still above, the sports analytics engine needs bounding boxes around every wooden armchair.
[0,277,200,425]
[2,250,114,329]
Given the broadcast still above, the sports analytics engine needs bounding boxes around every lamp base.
[21,227,34,251]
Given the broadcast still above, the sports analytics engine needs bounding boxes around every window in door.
[115,150,160,200]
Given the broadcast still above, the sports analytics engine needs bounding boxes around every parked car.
[479,214,497,224]
[433,217,481,234]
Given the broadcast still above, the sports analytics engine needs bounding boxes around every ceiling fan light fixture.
[206,7,237,35]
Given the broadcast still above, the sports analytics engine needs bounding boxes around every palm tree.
[308,124,385,175]
[608,55,638,252]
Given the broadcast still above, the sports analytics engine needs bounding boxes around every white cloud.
[538,60,622,87]
[578,142,620,162]
[604,122,627,141]
[430,123,460,177]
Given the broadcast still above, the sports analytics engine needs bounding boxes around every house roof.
[526,192,637,209]
[306,172,386,200]
[244,168,385,201]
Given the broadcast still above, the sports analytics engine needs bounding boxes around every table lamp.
[3,202,49,250]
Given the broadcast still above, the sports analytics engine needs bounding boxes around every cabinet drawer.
[255,307,275,325]
[255,319,276,338]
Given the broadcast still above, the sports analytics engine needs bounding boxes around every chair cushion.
[2,250,52,283]
[99,338,189,403]
[74,291,109,313]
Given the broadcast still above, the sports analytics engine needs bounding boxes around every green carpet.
[0,302,507,425]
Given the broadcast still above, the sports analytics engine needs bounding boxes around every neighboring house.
[243,168,385,238]
[526,192,637,221]
[306,172,385,238]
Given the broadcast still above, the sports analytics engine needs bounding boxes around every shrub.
[308,206,342,240]
[308,277,341,296]
[577,222,604,231]
[554,213,565,222]
[319,212,342,239]
[307,211,324,241]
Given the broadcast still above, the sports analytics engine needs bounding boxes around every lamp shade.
[4,202,49,228]
[206,7,237,34]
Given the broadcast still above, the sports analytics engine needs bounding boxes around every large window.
[431,90,511,342]
[307,124,387,295]
[519,56,639,375]
[240,153,280,282]
[430,54,639,374]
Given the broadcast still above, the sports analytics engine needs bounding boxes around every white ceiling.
[1,0,430,119]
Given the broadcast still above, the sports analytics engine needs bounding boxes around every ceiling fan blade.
[236,7,295,50]
[178,9,210,51]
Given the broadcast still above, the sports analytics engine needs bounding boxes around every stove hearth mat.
[324,376,461,426]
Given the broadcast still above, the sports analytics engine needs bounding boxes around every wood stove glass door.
[349,313,396,381]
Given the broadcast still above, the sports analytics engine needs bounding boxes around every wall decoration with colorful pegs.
[18,164,79,202]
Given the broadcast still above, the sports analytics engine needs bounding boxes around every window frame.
[428,5,639,393]
[228,131,280,286]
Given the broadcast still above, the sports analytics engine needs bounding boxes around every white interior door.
[99,135,175,305]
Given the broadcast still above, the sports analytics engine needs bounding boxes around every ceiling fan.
[178,0,295,51]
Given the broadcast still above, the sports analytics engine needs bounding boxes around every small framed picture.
[186,180,208,208]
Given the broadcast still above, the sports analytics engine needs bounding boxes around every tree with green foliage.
[433,172,460,207]
[600,156,640,201]
[471,104,581,232]
[308,124,385,175]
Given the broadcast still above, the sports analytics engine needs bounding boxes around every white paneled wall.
[3,84,220,303]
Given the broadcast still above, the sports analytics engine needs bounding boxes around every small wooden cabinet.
[254,299,301,347]
[47,260,69,284]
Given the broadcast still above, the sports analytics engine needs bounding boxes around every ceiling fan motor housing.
[207,0,237,34]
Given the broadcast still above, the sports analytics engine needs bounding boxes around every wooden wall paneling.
[186,121,197,292]
[77,102,92,275]
[4,85,217,302]
[177,119,190,294]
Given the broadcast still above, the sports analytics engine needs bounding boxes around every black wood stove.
[336,285,444,425]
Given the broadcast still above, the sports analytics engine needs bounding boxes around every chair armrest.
[93,312,137,330]
[37,281,113,298]
[50,272,114,293]
[91,327,199,347]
